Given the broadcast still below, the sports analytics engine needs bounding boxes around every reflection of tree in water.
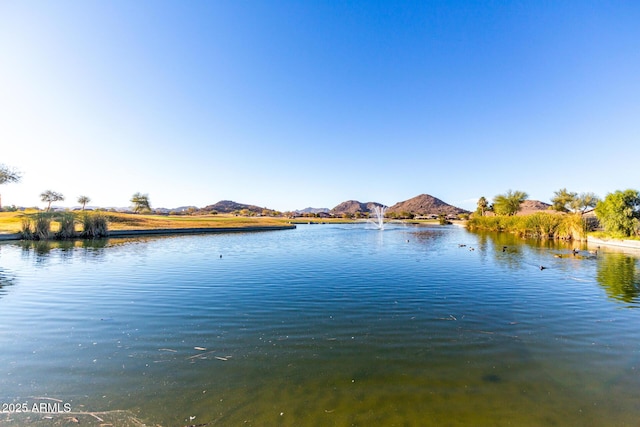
[469,230,578,271]
[596,253,640,304]
[20,240,54,265]
[471,231,527,270]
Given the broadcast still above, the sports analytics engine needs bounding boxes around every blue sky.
[1,1,639,212]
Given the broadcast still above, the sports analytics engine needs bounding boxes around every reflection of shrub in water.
[0,267,16,296]
[18,240,109,264]
[596,254,640,304]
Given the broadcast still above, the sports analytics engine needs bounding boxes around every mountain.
[387,194,468,216]
[516,200,552,215]
[201,200,268,214]
[481,199,554,217]
[297,207,330,214]
[330,200,383,215]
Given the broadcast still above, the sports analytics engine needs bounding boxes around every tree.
[570,192,600,214]
[77,195,91,210]
[0,164,21,185]
[130,192,151,213]
[594,189,640,237]
[551,188,577,212]
[40,190,65,211]
[492,190,528,216]
[476,197,488,216]
[0,164,22,210]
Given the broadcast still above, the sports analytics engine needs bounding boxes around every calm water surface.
[0,224,639,426]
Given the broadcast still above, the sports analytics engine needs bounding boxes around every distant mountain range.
[195,194,470,216]
[43,195,552,217]
[296,207,330,214]
[329,200,384,215]
[327,194,468,216]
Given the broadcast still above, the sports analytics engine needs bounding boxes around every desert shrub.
[80,212,109,238]
[468,215,516,232]
[33,212,52,240]
[55,212,77,239]
[522,213,561,239]
[20,218,34,239]
[556,214,587,240]
[468,212,586,240]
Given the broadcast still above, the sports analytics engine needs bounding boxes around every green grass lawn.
[0,211,449,234]
[0,211,293,234]
[0,211,31,233]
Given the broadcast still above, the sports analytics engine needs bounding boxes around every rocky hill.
[387,194,468,216]
[330,200,383,215]
[201,200,268,214]
[516,200,553,215]
[482,199,554,217]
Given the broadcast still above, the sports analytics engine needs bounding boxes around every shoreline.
[3,224,640,253]
[0,225,296,241]
[586,236,640,251]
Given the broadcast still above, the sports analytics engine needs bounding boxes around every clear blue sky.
[1,1,639,212]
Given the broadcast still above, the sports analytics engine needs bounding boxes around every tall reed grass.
[19,211,109,240]
[80,212,109,238]
[20,212,58,240]
[33,213,52,240]
[20,218,34,240]
[55,212,77,239]
[468,212,588,240]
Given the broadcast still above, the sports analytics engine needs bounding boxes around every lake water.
[0,224,639,426]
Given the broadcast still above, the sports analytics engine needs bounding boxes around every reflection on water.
[474,231,572,270]
[14,237,162,265]
[472,230,640,305]
[596,253,640,303]
[0,267,15,297]
[0,226,639,426]
[18,239,108,265]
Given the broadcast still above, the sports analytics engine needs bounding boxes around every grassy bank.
[588,231,640,241]
[0,211,29,233]
[105,212,291,230]
[0,211,293,235]
[467,212,587,240]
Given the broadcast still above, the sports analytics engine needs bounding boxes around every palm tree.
[40,190,65,212]
[476,196,488,216]
[77,195,91,210]
[130,192,151,213]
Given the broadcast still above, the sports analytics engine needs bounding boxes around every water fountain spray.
[369,205,388,230]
